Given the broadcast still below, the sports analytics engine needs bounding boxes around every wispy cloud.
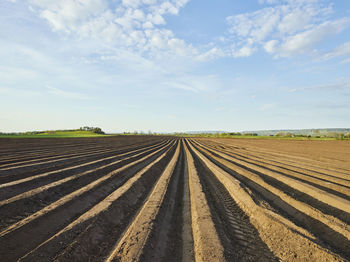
[46,86,93,100]
[288,78,350,92]
[0,86,41,97]
[225,0,350,58]
[320,41,350,60]
[161,74,221,93]
[259,103,276,111]
[341,57,350,64]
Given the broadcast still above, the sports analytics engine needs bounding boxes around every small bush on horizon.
[80,126,105,134]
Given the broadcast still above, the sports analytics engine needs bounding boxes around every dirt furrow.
[0,139,166,172]
[199,138,350,176]
[189,140,350,260]
[18,142,177,262]
[0,140,121,166]
[0,146,114,169]
[0,140,169,204]
[0,136,348,261]
[0,136,157,159]
[0,140,168,185]
[0,141,102,160]
[196,140,350,187]
[140,141,193,262]
[213,138,350,176]
[106,142,181,262]
[0,137,165,168]
[187,139,347,262]
[194,140,350,205]
[193,140,350,233]
[0,142,175,261]
[0,141,174,239]
[0,142,172,230]
[193,140,350,214]
[181,141,195,262]
[193,141,350,226]
[183,141,226,262]
[186,140,276,262]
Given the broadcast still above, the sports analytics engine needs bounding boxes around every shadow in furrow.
[141,141,194,262]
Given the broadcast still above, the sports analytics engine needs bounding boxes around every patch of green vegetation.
[0,127,111,138]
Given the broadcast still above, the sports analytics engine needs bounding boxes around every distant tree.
[284,132,294,137]
[326,131,345,139]
[229,132,242,136]
[327,131,336,138]
[313,129,320,136]
[80,126,95,131]
[275,132,284,137]
[245,133,258,136]
[92,127,104,134]
[80,126,105,134]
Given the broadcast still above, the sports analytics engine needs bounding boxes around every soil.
[0,136,349,261]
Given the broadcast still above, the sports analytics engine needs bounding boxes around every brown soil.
[0,136,349,261]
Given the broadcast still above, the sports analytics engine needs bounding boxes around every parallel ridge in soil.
[0,136,349,262]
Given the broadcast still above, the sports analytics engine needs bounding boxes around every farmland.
[0,136,349,261]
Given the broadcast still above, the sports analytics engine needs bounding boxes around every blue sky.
[1,0,350,133]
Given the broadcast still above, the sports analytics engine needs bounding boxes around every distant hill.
[186,131,226,134]
[242,128,350,136]
[184,128,350,136]
[0,127,107,138]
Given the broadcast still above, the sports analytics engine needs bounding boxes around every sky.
[1,0,350,133]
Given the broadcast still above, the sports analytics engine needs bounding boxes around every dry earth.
[0,136,349,261]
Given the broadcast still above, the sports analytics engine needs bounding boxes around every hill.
[243,128,350,136]
[0,127,108,138]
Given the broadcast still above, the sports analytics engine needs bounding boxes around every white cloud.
[196,47,225,61]
[28,0,195,58]
[278,19,350,57]
[11,0,350,64]
[258,0,280,4]
[225,0,349,58]
[321,41,350,60]
[30,0,108,32]
[122,0,141,8]
[264,40,279,53]
[232,46,256,57]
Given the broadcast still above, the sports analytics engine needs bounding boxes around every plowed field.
[0,136,349,261]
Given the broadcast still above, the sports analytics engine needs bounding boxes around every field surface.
[0,136,349,261]
[0,130,110,138]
